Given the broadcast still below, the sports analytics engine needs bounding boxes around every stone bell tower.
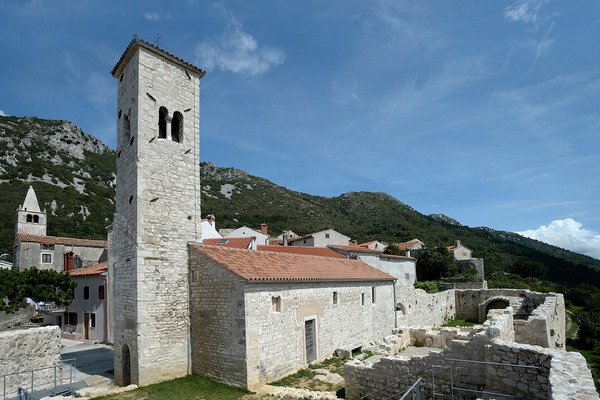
[110,37,205,386]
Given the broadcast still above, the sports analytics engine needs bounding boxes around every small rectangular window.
[272,296,281,313]
[41,253,52,263]
[90,313,96,328]
[325,233,330,238]
[83,286,90,300]
[361,293,365,306]
[333,291,338,305]
[98,285,105,300]
[66,312,77,326]
[405,272,410,281]
[372,287,376,304]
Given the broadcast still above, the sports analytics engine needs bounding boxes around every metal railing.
[361,365,442,400]
[1,358,76,400]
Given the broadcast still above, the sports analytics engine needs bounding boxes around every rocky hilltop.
[1,115,600,288]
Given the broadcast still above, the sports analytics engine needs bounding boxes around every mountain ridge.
[1,115,599,287]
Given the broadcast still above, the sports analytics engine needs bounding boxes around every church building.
[109,37,399,390]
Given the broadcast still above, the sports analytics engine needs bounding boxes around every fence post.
[54,364,57,389]
[30,369,34,392]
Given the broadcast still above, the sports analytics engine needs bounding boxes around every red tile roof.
[396,239,422,251]
[69,262,108,277]
[203,237,253,249]
[328,244,382,254]
[17,233,107,248]
[358,241,377,247]
[190,244,395,282]
[257,245,345,258]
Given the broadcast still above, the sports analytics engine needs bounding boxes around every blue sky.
[1,0,599,259]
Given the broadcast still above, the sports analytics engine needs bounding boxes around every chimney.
[455,240,461,247]
[283,230,288,246]
[260,223,268,235]
[250,236,257,251]
[207,214,215,226]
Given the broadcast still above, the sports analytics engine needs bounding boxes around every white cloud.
[504,0,549,25]
[195,4,285,75]
[518,218,600,259]
[0,109,5,116]
[144,12,169,22]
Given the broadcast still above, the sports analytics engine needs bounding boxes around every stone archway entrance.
[480,298,510,321]
[121,344,131,386]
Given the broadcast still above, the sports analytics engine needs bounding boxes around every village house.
[328,244,417,287]
[220,223,269,245]
[59,262,109,342]
[287,228,350,247]
[395,238,425,258]
[358,240,388,251]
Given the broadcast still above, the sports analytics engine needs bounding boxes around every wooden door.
[305,319,316,363]
[84,313,90,340]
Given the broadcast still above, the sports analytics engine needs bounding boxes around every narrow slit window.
[272,296,281,313]
[333,291,338,305]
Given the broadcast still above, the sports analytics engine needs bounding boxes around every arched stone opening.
[171,111,183,143]
[158,107,168,139]
[121,344,131,386]
[479,297,511,321]
[396,303,406,316]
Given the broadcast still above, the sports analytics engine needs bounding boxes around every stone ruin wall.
[395,287,456,327]
[345,308,596,399]
[0,326,61,398]
[394,288,566,350]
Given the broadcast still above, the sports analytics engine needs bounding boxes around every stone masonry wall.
[514,293,566,349]
[0,327,61,398]
[395,286,456,327]
[189,248,248,389]
[346,304,592,399]
[346,310,554,399]
[244,280,395,389]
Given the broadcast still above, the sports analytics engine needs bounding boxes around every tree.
[416,247,460,281]
[508,259,548,279]
[0,268,76,313]
[383,244,405,256]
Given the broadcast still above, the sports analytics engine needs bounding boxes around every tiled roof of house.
[358,241,377,247]
[203,237,253,249]
[286,234,312,244]
[112,36,206,78]
[257,245,345,258]
[328,244,382,254]
[17,233,107,248]
[379,254,416,261]
[190,244,395,282]
[69,262,108,277]
[396,239,422,251]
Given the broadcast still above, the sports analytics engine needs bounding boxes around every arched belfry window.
[158,107,168,139]
[33,215,39,223]
[26,214,33,223]
[171,112,183,143]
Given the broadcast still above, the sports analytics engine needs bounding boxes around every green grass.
[93,375,252,400]
[442,318,478,327]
